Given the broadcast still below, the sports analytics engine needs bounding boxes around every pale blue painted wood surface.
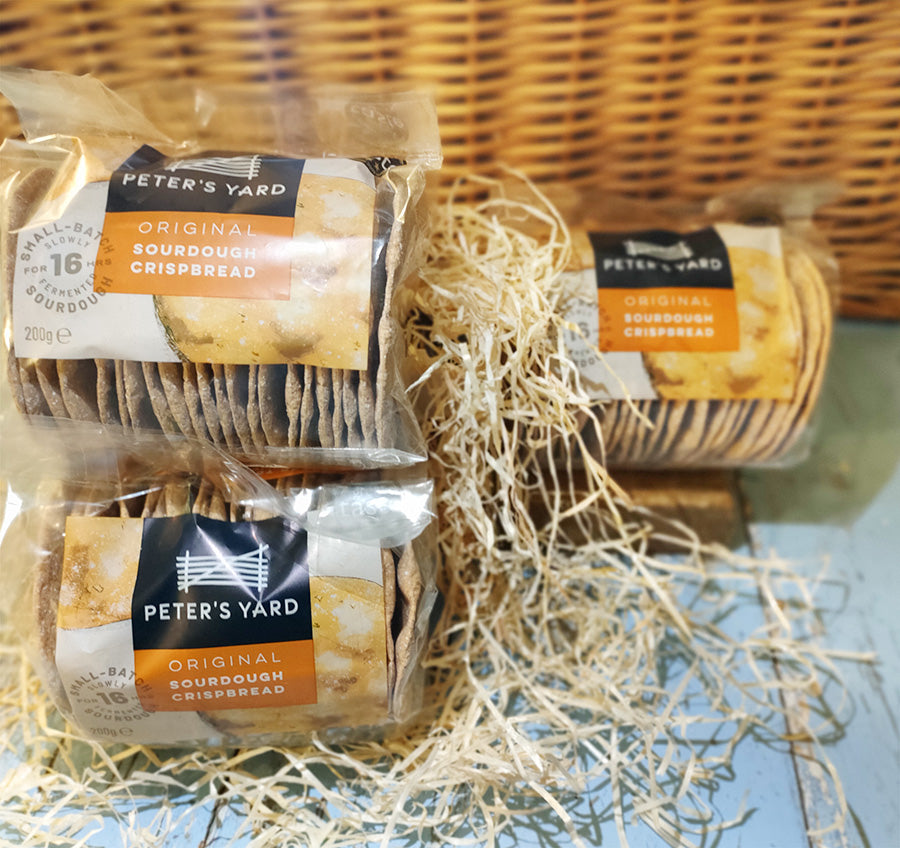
[741,320,900,848]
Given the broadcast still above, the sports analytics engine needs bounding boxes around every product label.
[54,511,388,744]
[563,224,801,401]
[13,152,378,369]
[131,514,315,712]
[99,146,303,299]
[590,227,739,353]
[13,182,180,362]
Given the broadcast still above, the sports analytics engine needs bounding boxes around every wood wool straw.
[0,173,874,848]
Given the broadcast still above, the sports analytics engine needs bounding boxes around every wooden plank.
[741,320,900,848]
[614,469,744,551]
[528,468,744,553]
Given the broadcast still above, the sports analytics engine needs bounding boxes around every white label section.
[55,618,213,745]
[13,181,179,362]
[561,268,657,401]
[308,533,383,583]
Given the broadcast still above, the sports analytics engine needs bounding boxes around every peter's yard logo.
[164,154,263,180]
[176,542,270,597]
[623,238,693,262]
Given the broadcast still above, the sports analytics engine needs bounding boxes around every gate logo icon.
[176,543,270,597]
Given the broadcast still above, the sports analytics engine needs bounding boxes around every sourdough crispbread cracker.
[613,400,650,465]
[224,364,254,452]
[181,363,210,440]
[35,360,68,419]
[301,364,317,447]
[142,362,179,434]
[285,364,303,447]
[57,514,143,631]
[57,360,101,423]
[158,363,197,437]
[382,548,397,699]
[641,401,677,464]
[343,370,364,449]
[602,403,625,459]
[315,366,335,449]
[2,166,56,418]
[141,482,162,518]
[210,364,238,450]
[622,401,655,465]
[31,481,146,711]
[309,572,390,713]
[724,399,779,462]
[652,400,693,463]
[31,482,79,711]
[752,245,831,462]
[331,369,346,449]
[195,363,224,445]
[20,360,52,416]
[114,361,132,428]
[391,545,426,720]
[258,365,290,448]
[96,359,120,425]
[123,361,158,430]
[716,400,757,462]
[205,573,391,738]
[5,350,26,414]
[246,365,265,449]
[684,400,734,464]
[665,401,712,466]
[358,368,377,444]
[151,171,375,370]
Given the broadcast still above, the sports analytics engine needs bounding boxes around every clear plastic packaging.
[0,418,438,746]
[556,183,840,468]
[0,68,442,469]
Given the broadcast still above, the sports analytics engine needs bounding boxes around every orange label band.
[97,210,294,299]
[597,287,740,353]
[134,640,317,712]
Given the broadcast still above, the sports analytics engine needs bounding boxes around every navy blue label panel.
[107,146,305,218]
[589,228,734,290]
[132,514,312,652]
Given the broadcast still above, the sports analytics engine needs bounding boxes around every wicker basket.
[2,0,898,318]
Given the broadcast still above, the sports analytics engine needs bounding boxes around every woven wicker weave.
[1,0,898,318]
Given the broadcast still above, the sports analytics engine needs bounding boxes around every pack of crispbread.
[556,184,840,468]
[0,68,442,468]
[0,420,438,746]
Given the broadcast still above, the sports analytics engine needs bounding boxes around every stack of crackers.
[568,232,834,469]
[30,475,432,744]
[3,168,412,465]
